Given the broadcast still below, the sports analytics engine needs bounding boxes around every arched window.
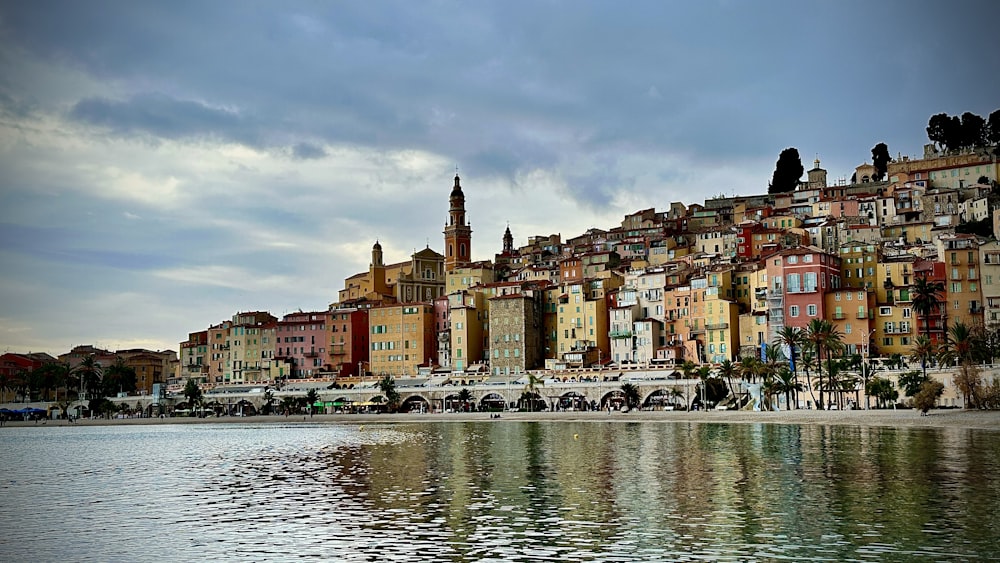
[460,243,466,258]
[448,244,453,257]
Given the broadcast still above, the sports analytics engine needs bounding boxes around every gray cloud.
[290,142,327,160]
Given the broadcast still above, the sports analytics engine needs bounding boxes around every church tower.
[502,223,513,255]
[369,240,389,296]
[443,174,472,272]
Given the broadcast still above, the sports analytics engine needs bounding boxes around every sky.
[1,1,999,357]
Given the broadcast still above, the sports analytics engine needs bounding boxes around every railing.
[705,323,729,330]
[833,313,846,320]
[856,311,870,319]
[609,330,633,339]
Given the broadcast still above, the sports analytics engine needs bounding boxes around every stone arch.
[479,392,505,411]
[400,395,429,413]
[558,391,588,411]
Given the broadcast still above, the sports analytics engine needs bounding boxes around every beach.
[4,408,999,430]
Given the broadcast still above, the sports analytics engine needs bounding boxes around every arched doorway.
[479,393,505,412]
[558,391,588,411]
[400,395,430,413]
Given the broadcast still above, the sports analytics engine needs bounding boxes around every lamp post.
[862,328,876,410]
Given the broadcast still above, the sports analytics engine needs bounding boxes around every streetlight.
[862,328,876,410]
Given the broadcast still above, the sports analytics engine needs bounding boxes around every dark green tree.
[620,382,641,410]
[912,275,945,340]
[871,142,890,181]
[305,389,319,417]
[102,358,137,398]
[77,354,103,399]
[768,147,804,194]
[987,109,1000,145]
[897,370,930,398]
[927,113,951,151]
[378,375,400,412]
[457,387,473,412]
[182,378,203,415]
[773,326,805,408]
[960,111,986,149]
[866,376,898,409]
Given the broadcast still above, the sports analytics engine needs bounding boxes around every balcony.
[833,313,846,320]
[856,310,871,319]
[705,323,729,330]
[689,326,705,335]
[884,326,912,335]
[609,330,634,339]
[330,344,347,356]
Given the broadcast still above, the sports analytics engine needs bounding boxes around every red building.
[327,306,370,379]
[913,258,948,344]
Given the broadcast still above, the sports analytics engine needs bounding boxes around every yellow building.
[446,263,496,293]
[449,289,487,374]
[555,282,608,365]
[826,289,876,356]
[368,303,435,377]
[937,234,985,328]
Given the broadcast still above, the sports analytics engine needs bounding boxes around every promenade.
[5,408,999,431]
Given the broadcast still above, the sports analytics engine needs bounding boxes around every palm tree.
[805,319,843,410]
[182,378,203,415]
[940,321,985,408]
[773,367,802,410]
[524,373,544,412]
[717,359,738,404]
[378,375,400,412]
[912,275,945,340]
[620,382,641,411]
[457,387,473,412]
[773,326,804,407]
[910,335,936,381]
[76,355,104,399]
[305,389,319,416]
[262,389,275,415]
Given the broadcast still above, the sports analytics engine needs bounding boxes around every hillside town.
[3,138,1000,415]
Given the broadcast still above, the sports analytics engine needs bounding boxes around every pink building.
[275,311,331,378]
[766,246,842,340]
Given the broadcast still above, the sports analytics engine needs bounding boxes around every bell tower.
[443,174,472,272]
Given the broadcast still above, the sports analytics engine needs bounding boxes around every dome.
[450,174,464,198]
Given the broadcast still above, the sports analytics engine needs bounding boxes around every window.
[879,307,891,316]
[789,305,800,317]
[807,304,817,316]
[803,254,813,263]
[788,255,798,264]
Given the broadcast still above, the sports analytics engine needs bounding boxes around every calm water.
[1,421,998,562]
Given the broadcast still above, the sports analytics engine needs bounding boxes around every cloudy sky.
[1,1,998,356]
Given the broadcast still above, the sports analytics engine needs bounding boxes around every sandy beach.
[4,408,999,430]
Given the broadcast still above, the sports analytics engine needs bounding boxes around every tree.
[910,335,936,381]
[870,142,890,181]
[305,389,319,417]
[524,373,544,412]
[987,109,1000,145]
[912,275,945,340]
[941,321,985,408]
[378,375,400,413]
[897,370,930,398]
[866,376,898,409]
[182,378,203,415]
[620,383,640,411]
[77,355,103,399]
[262,389,275,415]
[773,326,805,408]
[768,148,804,194]
[102,358,137,398]
[927,113,951,151]
[457,387,473,412]
[805,319,842,410]
[717,359,738,403]
[912,380,945,415]
[960,111,987,149]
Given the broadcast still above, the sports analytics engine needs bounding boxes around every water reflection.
[1,422,997,561]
